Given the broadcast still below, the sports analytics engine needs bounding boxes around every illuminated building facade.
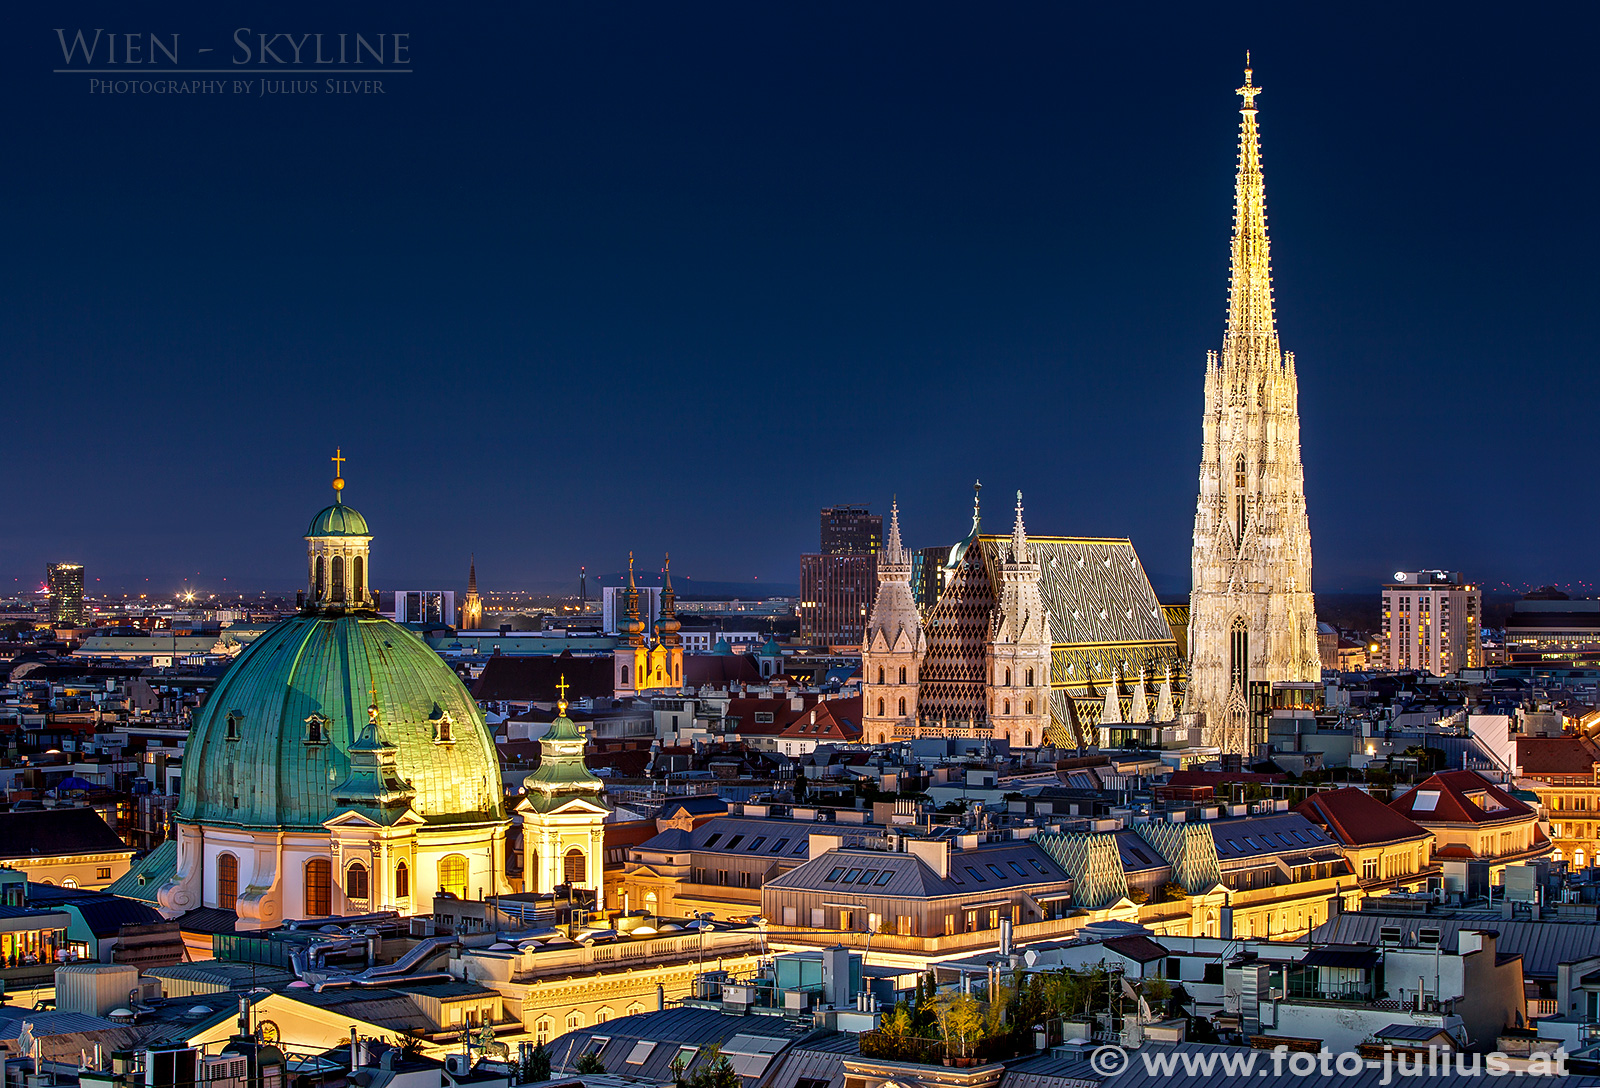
[861,502,925,743]
[612,555,682,693]
[1187,65,1320,756]
[47,562,85,626]
[1382,570,1481,674]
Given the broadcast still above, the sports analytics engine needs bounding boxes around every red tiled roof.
[1388,769,1534,825]
[683,654,763,687]
[779,696,863,741]
[1294,787,1430,848]
[1516,735,1600,776]
[472,654,614,702]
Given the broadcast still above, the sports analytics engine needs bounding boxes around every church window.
[1025,700,1034,714]
[305,858,332,916]
[305,713,328,745]
[1003,699,1010,715]
[331,555,346,602]
[395,861,409,899]
[620,665,629,686]
[1004,667,1012,686]
[898,666,906,684]
[346,862,369,901]
[1230,617,1249,691]
[877,698,884,716]
[564,848,587,885]
[897,697,906,715]
[314,555,326,598]
[1235,455,1248,544]
[438,854,468,899]
[217,853,238,910]
[877,666,885,685]
[353,555,364,598]
[434,713,454,743]
[225,711,242,740]
[1025,668,1034,687]
[1024,730,1033,747]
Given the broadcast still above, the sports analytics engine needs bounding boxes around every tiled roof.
[472,654,614,702]
[766,840,1068,899]
[1295,788,1431,848]
[1516,735,1600,776]
[1102,934,1170,963]
[0,807,131,861]
[1389,770,1535,825]
[683,655,763,687]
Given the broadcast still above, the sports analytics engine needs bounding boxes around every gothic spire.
[661,553,676,615]
[1009,490,1030,563]
[467,554,478,596]
[1223,60,1281,370]
[884,498,907,567]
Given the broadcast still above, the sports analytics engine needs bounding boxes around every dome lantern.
[305,448,374,611]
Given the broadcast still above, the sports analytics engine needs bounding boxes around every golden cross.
[556,675,569,702]
[332,448,346,476]
[1238,60,1261,110]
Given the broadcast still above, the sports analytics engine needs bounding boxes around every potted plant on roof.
[932,992,985,1066]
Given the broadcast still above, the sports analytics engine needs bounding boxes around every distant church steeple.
[462,554,484,630]
[1187,61,1319,756]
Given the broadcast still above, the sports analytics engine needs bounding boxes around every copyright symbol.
[1090,1045,1127,1076]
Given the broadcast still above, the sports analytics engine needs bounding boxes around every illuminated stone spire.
[988,490,1051,747]
[1188,59,1320,757]
[862,499,926,744]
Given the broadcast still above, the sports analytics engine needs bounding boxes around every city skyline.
[6,3,1596,594]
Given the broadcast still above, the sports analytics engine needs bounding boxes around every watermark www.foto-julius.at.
[1088,1043,1570,1083]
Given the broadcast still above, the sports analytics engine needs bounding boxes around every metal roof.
[765,840,1067,900]
[1312,912,1600,979]
[545,1007,809,1084]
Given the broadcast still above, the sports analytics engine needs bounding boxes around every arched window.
[394,861,410,899]
[331,555,346,602]
[567,1012,582,1031]
[314,555,326,598]
[1024,730,1032,747]
[1025,668,1034,687]
[1025,699,1034,714]
[897,696,906,715]
[564,848,587,885]
[1230,616,1249,691]
[305,858,331,916]
[1003,699,1011,715]
[438,854,468,899]
[217,853,238,910]
[535,1018,553,1047]
[877,666,885,685]
[353,555,365,598]
[596,1008,613,1024]
[1004,667,1012,686]
[346,862,369,901]
[62,878,78,889]
[877,698,885,716]
[898,666,906,684]
[879,733,888,743]
[620,665,629,686]
[1235,454,1248,544]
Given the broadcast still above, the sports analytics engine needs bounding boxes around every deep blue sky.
[4,2,1596,598]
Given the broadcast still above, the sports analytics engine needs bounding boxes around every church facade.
[863,488,1186,748]
[1187,65,1320,757]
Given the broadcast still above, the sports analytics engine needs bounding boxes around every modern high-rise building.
[1382,571,1481,674]
[47,563,85,626]
[819,505,882,556]
[1187,64,1320,757]
[799,505,880,645]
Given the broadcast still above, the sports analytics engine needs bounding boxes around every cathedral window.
[346,861,369,901]
[1004,667,1012,686]
[1024,730,1033,747]
[877,698,884,716]
[217,853,238,910]
[1003,699,1011,715]
[898,666,906,684]
[305,858,332,916]
[877,666,885,685]
[1026,700,1034,714]
[620,665,629,686]
[438,854,468,899]
[1234,455,1248,544]
[1025,668,1034,687]
[897,696,906,715]
[395,861,409,899]
[353,555,365,598]
[1230,617,1249,691]
[331,555,346,602]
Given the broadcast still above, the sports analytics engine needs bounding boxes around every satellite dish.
[1394,572,1407,581]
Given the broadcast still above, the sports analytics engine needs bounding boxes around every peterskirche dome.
[158,453,512,930]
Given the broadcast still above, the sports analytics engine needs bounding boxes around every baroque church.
[1186,63,1320,756]
[155,459,609,930]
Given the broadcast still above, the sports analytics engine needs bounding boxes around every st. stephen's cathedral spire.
[1187,61,1320,757]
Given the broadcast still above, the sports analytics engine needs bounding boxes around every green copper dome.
[179,613,503,830]
[306,500,370,538]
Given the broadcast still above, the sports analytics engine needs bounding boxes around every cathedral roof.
[305,499,370,538]
[178,611,503,830]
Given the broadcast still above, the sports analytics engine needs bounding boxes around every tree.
[881,1001,914,1039]
[687,1046,739,1088]
[1158,881,1187,903]
[575,1051,606,1075]
[522,1044,551,1084]
[932,992,985,1058]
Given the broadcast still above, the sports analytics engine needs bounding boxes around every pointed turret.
[468,555,478,597]
[1154,666,1176,723]
[618,553,645,640]
[1100,670,1122,725]
[862,498,927,744]
[657,554,681,645]
[1008,490,1030,564]
[1223,62,1280,372]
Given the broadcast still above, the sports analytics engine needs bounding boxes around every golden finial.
[331,448,346,495]
[1237,55,1260,110]
[556,674,570,716]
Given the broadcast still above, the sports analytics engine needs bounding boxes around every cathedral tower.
[862,501,925,744]
[986,492,1051,748]
[643,554,683,690]
[614,554,649,695]
[1188,63,1320,756]
[461,555,484,630]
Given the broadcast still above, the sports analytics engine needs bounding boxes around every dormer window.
[434,711,455,744]
[305,713,329,745]
[225,711,243,741]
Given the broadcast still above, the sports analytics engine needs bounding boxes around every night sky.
[5,2,1596,598]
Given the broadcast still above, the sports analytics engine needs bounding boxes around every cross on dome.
[331,448,346,495]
